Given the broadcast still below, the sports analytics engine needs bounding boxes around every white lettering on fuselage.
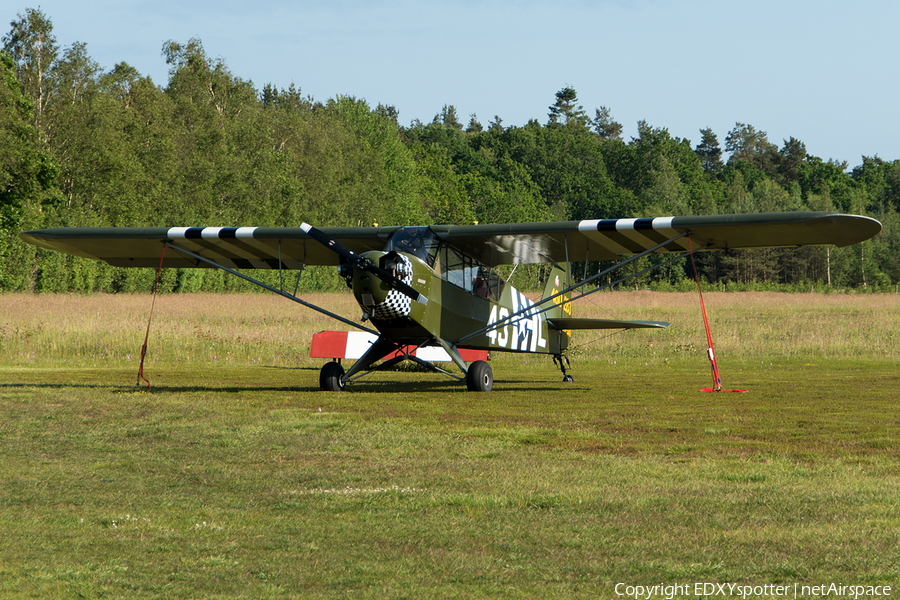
[487,291,546,351]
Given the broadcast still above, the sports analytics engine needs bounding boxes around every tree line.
[2,7,898,294]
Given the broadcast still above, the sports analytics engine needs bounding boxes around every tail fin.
[541,264,572,320]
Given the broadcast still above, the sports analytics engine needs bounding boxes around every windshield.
[385,227,440,266]
[386,226,505,301]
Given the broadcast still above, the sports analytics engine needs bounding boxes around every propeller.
[300,223,427,305]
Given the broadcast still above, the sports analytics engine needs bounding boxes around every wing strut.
[456,231,691,345]
[163,241,379,335]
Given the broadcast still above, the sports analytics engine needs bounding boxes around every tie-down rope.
[687,236,747,394]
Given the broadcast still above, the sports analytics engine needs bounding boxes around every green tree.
[605,121,711,215]
[548,86,589,129]
[695,128,723,175]
[162,38,260,224]
[463,153,549,225]
[497,120,624,220]
[99,62,140,106]
[638,155,691,216]
[797,155,851,211]
[326,95,426,225]
[409,141,474,224]
[51,41,100,106]
[776,136,806,184]
[724,122,778,176]
[465,113,483,133]
[0,50,62,290]
[851,156,900,217]
[2,7,58,130]
[404,119,548,225]
[433,104,463,130]
[592,106,622,140]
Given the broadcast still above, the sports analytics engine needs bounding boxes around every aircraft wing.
[432,211,882,265]
[20,211,881,270]
[19,226,394,269]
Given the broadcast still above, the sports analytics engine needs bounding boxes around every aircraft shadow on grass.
[1,373,556,395]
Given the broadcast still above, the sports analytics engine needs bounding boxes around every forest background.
[2,8,899,295]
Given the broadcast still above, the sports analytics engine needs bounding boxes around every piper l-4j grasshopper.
[21,211,881,391]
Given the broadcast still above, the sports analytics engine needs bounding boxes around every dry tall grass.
[2,291,899,368]
[0,293,359,368]
[571,290,900,361]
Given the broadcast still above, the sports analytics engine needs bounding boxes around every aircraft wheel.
[319,361,346,392]
[466,360,493,392]
[563,374,575,383]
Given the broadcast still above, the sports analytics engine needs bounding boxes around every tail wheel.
[319,361,346,392]
[466,360,493,392]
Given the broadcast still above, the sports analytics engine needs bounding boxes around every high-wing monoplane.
[21,211,882,391]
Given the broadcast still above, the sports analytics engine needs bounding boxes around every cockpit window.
[386,226,505,301]
[436,244,505,301]
[385,227,439,266]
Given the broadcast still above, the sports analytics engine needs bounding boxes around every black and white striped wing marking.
[577,217,693,255]
[166,226,306,269]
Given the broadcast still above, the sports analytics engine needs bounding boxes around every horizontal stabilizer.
[546,318,670,330]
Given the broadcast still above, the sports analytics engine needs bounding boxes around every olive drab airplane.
[21,211,882,391]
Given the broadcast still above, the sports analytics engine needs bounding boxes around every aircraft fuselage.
[348,247,568,355]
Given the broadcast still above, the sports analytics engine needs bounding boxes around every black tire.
[563,374,575,383]
[466,360,493,392]
[319,361,346,392]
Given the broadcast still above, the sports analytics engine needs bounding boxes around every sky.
[8,0,900,167]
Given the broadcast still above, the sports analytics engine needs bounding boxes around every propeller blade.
[300,223,427,305]
[300,223,358,263]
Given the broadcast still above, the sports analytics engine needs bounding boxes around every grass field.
[1,292,899,598]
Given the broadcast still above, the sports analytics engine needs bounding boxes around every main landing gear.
[319,361,346,392]
[465,360,493,392]
[318,358,494,392]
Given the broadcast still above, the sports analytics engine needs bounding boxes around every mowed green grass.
[1,292,899,598]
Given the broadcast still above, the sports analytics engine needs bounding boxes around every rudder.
[541,264,572,321]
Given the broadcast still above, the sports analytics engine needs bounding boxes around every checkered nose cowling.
[372,254,413,320]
